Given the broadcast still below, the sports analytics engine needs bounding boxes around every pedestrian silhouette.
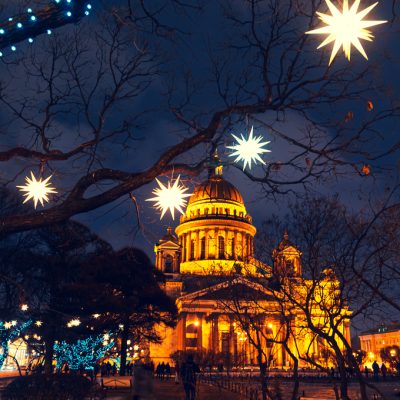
[181,355,200,400]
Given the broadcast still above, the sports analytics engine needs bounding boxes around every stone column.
[223,229,228,259]
[233,230,238,259]
[178,314,187,350]
[204,229,209,259]
[215,228,219,258]
[195,230,200,260]
[212,314,219,353]
[209,229,215,259]
[242,232,246,260]
[182,234,186,262]
[197,314,203,351]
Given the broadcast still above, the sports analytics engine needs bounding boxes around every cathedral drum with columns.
[150,167,351,368]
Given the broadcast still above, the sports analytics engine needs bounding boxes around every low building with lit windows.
[150,165,351,368]
[359,323,400,366]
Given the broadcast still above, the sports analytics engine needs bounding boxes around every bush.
[3,374,98,400]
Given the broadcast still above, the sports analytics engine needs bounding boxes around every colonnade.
[177,312,286,367]
[180,229,255,262]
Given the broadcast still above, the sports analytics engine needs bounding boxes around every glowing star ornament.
[306,0,386,65]
[146,175,191,220]
[17,172,57,208]
[227,126,271,170]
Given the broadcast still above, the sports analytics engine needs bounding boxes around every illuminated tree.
[69,247,177,376]
[0,320,31,369]
[380,345,400,369]
[256,194,400,400]
[54,334,114,371]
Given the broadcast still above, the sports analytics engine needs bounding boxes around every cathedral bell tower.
[272,230,302,277]
[154,227,181,274]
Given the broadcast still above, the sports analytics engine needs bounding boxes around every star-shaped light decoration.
[17,172,57,208]
[146,175,191,220]
[67,318,81,328]
[227,126,271,170]
[306,0,386,65]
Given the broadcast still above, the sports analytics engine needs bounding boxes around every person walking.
[372,360,380,381]
[160,362,166,380]
[381,363,387,380]
[165,362,171,380]
[364,365,369,379]
[181,355,200,400]
[156,363,161,380]
[174,361,180,384]
[132,359,154,400]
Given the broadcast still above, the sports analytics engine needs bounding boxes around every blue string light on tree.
[54,333,114,370]
[0,320,32,369]
[0,0,93,54]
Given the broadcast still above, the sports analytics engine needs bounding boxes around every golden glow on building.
[150,165,350,368]
[360,323,400,366]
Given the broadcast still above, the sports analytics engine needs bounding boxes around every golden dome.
[188,176,244,205]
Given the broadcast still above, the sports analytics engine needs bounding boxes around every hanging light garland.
[306,0,386,65]
[146,175,192,220]
[17,171,57,209]
[0,0,93,55]
[227,126,271,171]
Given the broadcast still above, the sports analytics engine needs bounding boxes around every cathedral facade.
[150,168,351,368]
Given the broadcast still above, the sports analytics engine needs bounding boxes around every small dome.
[159,227,178,243]
[188,176,244,205]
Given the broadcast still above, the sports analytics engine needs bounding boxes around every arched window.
[190,240,195,260]
[185,324,198,349]
[164,254,173,273]
[200,237,206,259]
[218,236,225,259]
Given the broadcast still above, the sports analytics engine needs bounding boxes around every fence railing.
[198,372,262,400]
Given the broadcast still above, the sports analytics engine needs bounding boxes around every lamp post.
[390,349,397,370]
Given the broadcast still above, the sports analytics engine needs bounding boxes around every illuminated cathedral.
[150,165,350,368]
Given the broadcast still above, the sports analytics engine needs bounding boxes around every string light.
[54,334,114,370]
[306,0,386,65]
[0,0,93,56]
[227,126,271,170]
[17,172,57,209]
[146,175,192,220]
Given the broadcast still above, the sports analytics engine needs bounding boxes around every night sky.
[0,0,399,264]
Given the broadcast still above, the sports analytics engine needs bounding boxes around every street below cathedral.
[153,379,400,400]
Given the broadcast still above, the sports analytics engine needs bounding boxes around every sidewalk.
[154,380,240,400]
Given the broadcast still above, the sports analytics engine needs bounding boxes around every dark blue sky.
[0,0,399,264]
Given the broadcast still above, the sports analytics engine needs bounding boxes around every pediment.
[281,246,301,255]
[157,240,181,249]
[179,276,276,303]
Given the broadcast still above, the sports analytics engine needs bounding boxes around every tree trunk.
[119,323,129,376]
[256,350,268,400]
[44,335,55,375]
[335,352,349,400]
[284,343,299,400]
